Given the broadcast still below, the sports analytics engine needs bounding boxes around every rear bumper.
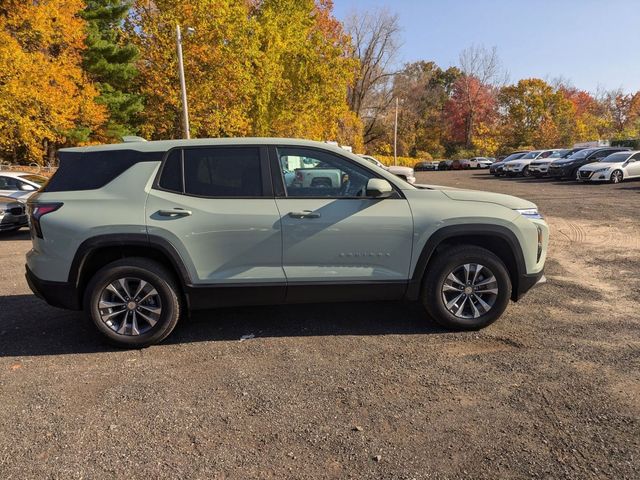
[25,265,81,310]
[514,270,546,301]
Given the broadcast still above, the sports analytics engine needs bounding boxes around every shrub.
[373,155,420,167]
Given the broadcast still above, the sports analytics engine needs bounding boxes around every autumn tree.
[557,85,604,142]
[128,0,258,139]
[370,61,460,157]
[455,45,504,149]
[597,89,640,139]
[444,76,498,155]
[251,0,359,147]
[0,0,105,164]
[345,8,400,145]
[82,0,143,139]
[499,78,576,149]
[129,0,357,145]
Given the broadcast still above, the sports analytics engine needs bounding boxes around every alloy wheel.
[611,171,623,184]
[441,263,498,319]
[98,277,162,336]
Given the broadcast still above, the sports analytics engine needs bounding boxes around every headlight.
[593,168,609,173]
[516,208,543,219]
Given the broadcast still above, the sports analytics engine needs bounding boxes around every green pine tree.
[82,0,143,139]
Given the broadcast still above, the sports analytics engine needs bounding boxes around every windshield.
[502,152,526,162]
[521,151,542,159]
[600,152,630,163]
[566,148,597,160]
[548,150,569,158]
[19,174,48,185]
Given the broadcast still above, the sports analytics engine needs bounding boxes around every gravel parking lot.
[1,171,638,479]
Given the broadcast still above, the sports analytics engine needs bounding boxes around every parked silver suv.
[26,138,548,347]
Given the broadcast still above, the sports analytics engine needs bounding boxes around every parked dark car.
[548,147,630,179]
[529,148,584,177]
[0,195,28,232]
[438,160,453,170]
[414,161,439,171]
[450,159,464,170]
[490,152,529,176]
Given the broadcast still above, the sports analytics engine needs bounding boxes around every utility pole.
[393,97,399,166]
[176,24,190,139]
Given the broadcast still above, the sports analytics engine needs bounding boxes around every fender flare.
[405,224,527,300]
[68,233,192,289]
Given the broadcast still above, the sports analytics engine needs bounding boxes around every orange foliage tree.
[0,0,105,164]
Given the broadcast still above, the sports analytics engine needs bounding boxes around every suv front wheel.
[84,258,182,348]
[422,245,512,330]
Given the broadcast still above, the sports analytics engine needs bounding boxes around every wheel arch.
[69,234,191,307]
[407,225,526,302]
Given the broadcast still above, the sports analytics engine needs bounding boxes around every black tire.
[84,257,182,348]
[522,166,530,177]
[610,170,623,184]
[422,245,512,330]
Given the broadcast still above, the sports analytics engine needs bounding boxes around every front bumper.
[0,213,28,231]
[529,164,550,175]
[25,265,81,310]
[515,270,546,301]
[548,164,574,178]
[577,170,609,182]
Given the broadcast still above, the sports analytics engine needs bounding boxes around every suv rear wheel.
[84,258,181,348]
[422,245,512,330]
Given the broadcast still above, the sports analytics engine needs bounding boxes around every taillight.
[28,203,63,238]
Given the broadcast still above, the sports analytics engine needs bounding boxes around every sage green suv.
[26,138,548,347]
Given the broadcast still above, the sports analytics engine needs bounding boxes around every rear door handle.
[158,208,192,217]
[288,210,320,219]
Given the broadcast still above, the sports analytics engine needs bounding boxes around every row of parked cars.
[415,157,495,171]
[489,147,640,183]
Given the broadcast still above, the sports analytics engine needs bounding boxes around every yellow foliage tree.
[129,0,259,139]
[129,0,358,144]
[0,0,105,164]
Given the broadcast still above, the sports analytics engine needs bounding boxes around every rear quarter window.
[158,150,183,193]
[45,150,163,192]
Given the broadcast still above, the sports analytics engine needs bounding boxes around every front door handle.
[158,208,192,217]
[288,210,320,219]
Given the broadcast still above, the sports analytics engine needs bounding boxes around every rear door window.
[183,147,263,198]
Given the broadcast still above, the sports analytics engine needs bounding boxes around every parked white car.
[577,150,640,183]
[503,150,558,177]
[465,157,494,169]
[358,155,416,184]
[528,149,581,177]
[0,171,47,200]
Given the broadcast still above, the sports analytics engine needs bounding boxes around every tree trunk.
[465,111,474,149]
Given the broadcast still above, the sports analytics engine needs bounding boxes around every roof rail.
[121,136,148,143]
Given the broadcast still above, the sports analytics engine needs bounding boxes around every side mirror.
[366,178,393,198]
[20,184,36,192]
